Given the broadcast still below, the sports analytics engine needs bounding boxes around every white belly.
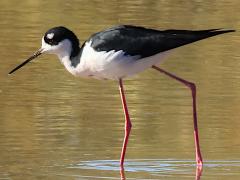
[74,41,169,80]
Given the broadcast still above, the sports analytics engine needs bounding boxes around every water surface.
[0,0,239,179]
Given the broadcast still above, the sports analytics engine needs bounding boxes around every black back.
[89,25,234,58]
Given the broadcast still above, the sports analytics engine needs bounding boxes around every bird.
[8,25,234,168]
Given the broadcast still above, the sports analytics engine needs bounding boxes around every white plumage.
[60,40,169,80]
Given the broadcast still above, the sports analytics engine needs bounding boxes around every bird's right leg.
[152,65,203,167]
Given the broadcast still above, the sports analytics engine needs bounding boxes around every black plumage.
[89,25,234,58]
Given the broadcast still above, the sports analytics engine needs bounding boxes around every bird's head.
[9,26,80,75]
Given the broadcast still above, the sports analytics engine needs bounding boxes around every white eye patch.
[47,33,54,39]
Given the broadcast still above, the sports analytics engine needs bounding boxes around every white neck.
[53,39,78,76]
[58,52,82,77]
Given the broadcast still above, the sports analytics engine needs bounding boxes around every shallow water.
[0,0,240,179]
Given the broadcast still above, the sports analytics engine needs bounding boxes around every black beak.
[8,48,43,75]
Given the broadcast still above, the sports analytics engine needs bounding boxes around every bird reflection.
[119,165,203,180]
[196,165,203,180]
[120,167,126,180]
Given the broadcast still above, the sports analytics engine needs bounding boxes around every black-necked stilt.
[9,25,234,168]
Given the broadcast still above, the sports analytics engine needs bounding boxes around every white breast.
[75,41,169,80]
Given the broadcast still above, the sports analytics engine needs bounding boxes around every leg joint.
[185,81,196,91]
[126,121,132,130]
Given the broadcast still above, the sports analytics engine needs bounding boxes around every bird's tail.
[197,29,235,38]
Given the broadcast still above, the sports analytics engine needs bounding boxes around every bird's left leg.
[119,78,132,168]
[152,65,203,167]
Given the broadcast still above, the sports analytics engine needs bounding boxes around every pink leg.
[152,65,203,167]
[119,79,132,168]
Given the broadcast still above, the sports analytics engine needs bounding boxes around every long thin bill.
[8,49,43,75]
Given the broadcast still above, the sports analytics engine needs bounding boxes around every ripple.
[69,159,240,176]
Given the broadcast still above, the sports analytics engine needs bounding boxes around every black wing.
[89,25,234,58]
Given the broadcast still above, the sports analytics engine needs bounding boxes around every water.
[0,0,240,179]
